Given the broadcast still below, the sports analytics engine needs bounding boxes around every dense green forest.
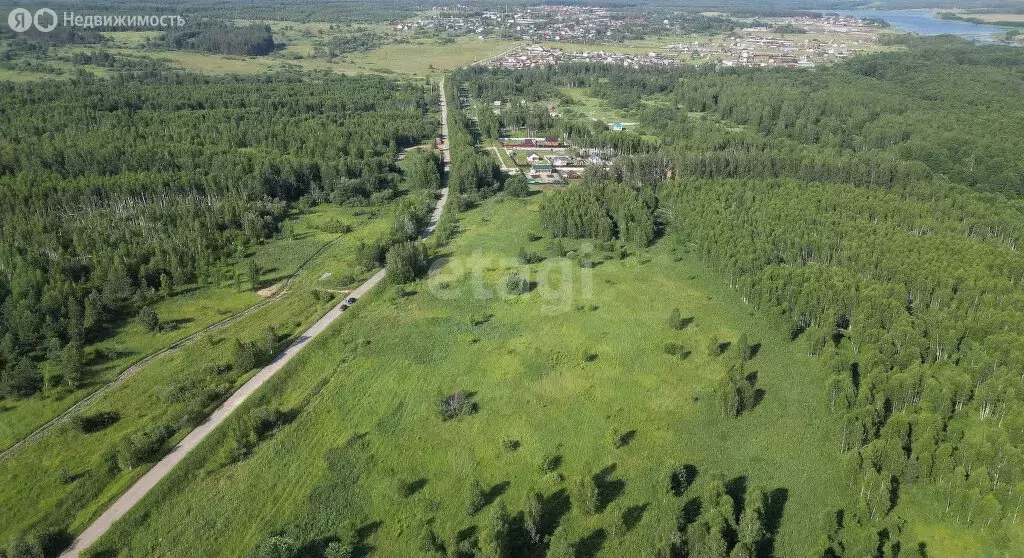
[0,71,435,401]
[160,22,277,56]
[452,35,1024,552]
[461,36,1024,197]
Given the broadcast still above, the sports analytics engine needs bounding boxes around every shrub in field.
[232,339,257,372]
[669,463,696,497]
[736,333,754,361]
[668,308,687,330]
[518,247,545,264]
[325,523,357,558]
[467,479,486,515]
[504,272,530,295]
[574,476,600,515]
[386,241,428,284]
[539,453,562,473]
[70,411,121,434]
[115,423,174,471]
[664,342,689,359]
[249,534,297,558]
[439,391,476,421]
[3,533,44,558]
[547,238,567,257]
[524,491,544,543]
[220,405,285,465]
[609,427,634,448]
[418,527,446,557]
[707,335,724,357]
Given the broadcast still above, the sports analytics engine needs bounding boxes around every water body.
[834,9,1007,42]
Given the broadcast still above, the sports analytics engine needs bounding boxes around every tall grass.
[88,193,866,557]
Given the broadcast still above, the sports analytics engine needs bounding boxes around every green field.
[0,203,395,544]
[0,204,383,450]
[559,87,634,125]
[79,33,520,78]
[88,191,851,557]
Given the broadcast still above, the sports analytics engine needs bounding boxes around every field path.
[0,234,342,461]
[60,78,452,558]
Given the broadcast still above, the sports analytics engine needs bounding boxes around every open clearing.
[89,191,850,557]
[88,35,521,78]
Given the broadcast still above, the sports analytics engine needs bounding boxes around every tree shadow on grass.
[679,497,702,531]
[622,503,649,532]
[541,488,571,538]
[744,371,765,412]
[42,530,73,558]
[725,476,748,524]
[594,464,625,513]
[573,528,607,558]
[403,478,428,498]
[483,480,511,508]
[159,317,194,333]
[615,429,637,448]
[670,464,698,497]
[75,411,121,433]
[757,488,789,558]
[351,520,383,558]
[453,525,478,558]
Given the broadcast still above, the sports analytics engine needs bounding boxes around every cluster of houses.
[489,44,685,70]
[500,141,609,184]
[405,5,636,43]
[500,136,563,149]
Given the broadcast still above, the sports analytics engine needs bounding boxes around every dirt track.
[59,78,453,558]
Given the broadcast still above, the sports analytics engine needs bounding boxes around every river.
[835,9,1009,42]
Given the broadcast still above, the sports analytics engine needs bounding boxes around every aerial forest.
[0,71,436,402]
[454,35,1024,551]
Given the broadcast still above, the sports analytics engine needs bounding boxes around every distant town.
[395,6,890,70]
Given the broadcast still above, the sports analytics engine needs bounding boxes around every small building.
[531,163,553,172]
[526,152,542,163]
[586,154,604,165]
[548,155,569,167]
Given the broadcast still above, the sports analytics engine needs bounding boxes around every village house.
[548,155,570,167]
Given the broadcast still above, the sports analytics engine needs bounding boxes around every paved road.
[60,79,454,558]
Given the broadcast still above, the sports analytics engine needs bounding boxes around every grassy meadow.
[0,205,380,450]
[0,203,395,544]
[88,192,853,557]
[558,87,634,125]
[83,29,520,78]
